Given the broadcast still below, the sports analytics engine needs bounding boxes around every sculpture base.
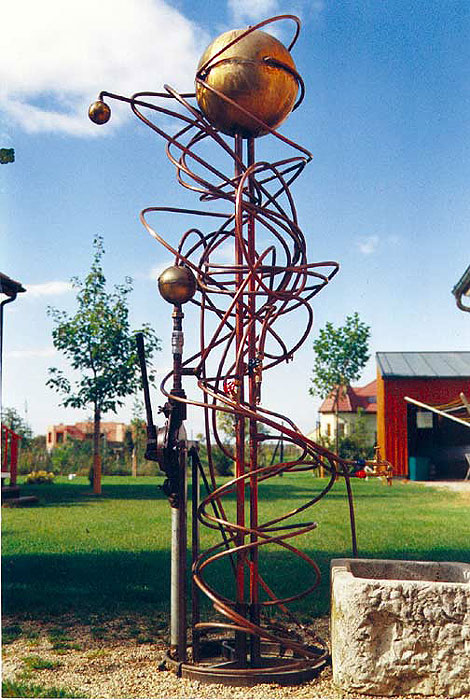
[165,638,329,686]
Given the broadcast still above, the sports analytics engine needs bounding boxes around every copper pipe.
[92,15,364,682]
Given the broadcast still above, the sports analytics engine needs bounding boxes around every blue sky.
[1,0,469,437]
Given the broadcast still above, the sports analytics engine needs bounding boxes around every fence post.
[10,431,19,486]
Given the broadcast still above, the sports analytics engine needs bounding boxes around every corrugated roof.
[377,352,470,378]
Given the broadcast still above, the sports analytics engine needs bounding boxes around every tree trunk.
[93,408,102,495]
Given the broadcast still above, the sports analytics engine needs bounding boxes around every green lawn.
[2,475,469,622]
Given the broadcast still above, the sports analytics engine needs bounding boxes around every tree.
[47,236,160,494]
[309,312,370,454]
[1,406,33,446]
[0,148,15,164]
[128,399,147,477]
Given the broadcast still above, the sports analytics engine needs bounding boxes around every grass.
[2,475,469,624]
[2,624,22,644]
[23,655,62,671]
[2,679,75,698]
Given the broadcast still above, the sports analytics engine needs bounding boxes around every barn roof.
[377,352,470,378]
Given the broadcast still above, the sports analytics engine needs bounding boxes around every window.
[56,432,64,444]
[417,411,433,429]
[326,424,331,436]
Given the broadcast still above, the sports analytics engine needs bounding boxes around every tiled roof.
[64,425,86,440]
[377,352,470,378]
[319,380,377,414]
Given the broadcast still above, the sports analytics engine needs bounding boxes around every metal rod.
[191,446,201,663]
[344,473,358,557]
[170,446,187,661]
[135,332,158,451]
[234,132,247,664]
[405,396,470,429]
[247,136,261,665]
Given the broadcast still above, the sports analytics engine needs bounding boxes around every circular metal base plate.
[165,639,330,687]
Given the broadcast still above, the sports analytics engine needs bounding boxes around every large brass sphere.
[158,265,197,305]
[196,29,298,138]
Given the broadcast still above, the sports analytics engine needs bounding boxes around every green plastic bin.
[409,456,430,481]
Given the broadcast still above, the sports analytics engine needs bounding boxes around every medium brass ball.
[88,100,111,125]
[196,29,298,138]
[158,265,197,305]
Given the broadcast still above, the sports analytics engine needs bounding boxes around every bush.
[18,435,52,474]
[25,471,55,484]
[211,446,233,476]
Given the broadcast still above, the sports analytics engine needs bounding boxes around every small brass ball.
[196,29,298,138]
[158,265,197,305]
[88,100,111,125]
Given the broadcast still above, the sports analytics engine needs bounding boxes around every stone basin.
[331,558,470,697]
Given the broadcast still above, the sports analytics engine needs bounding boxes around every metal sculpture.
[89,14,386,686]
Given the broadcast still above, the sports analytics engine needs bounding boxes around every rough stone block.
[331,558,470,697]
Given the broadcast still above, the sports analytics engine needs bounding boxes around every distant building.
[376,351,470,478]
[316,380,377,443]
[46,421,127,451]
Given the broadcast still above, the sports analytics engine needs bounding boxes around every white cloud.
[26,281,73,297]
[356,235,379,255]
[227,0,279,26]
[0,0,207,136]
[148,261,174,281]
[6,347,57,359]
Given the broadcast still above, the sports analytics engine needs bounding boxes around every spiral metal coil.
[92,15,373,684]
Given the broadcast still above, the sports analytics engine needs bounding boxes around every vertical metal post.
[247,136,260,665]
[10,432,19,487]
[171,448,187,661]
[191,447,201,662]
[234,133,247,664]
[170,304,188,662]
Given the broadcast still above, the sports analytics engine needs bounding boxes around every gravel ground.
[3,613,465,700]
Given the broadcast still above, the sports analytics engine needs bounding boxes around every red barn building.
[377,352,470,479]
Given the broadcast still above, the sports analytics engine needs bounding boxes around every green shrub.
[18,435,51,474]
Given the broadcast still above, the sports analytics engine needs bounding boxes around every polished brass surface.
[196,29,298,137]
[158,265,197,305]
[88,100,111,125]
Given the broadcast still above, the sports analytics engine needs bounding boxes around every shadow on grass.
[18,482,168,507]
[2,549,171,618]
[17,478,411,509]
[4,540,467,623]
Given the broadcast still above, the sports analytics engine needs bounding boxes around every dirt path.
[416,480,470,493]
